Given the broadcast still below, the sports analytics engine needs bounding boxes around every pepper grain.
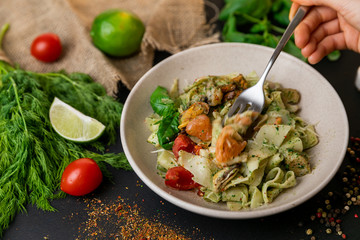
[299,137,360,239]
[74,196,206,240]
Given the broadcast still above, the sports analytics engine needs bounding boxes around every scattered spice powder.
[300,137,360,239]
[75,196,206,240]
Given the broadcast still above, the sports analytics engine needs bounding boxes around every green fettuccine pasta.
[146,72,318,210]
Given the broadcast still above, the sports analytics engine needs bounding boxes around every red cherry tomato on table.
[31,33,62,62]
[165,166,199,190]
[60,158,103,196]
[172,134,196,159]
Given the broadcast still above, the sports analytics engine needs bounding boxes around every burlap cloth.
[0,0,220,96]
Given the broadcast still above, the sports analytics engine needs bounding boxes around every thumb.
[289,2,300,21]
[289,3,310,21]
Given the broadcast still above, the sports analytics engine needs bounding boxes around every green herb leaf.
[249,21,269,34]
[219,0,271,24]
[263,34,279,48]
[223,14,264,44]
[270,0,292,27]
[150,86,175,116]
[157,112,180,150]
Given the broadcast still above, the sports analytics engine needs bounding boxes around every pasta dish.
[145,72,318,210]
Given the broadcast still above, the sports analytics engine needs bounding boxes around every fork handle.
[257,6,309,86]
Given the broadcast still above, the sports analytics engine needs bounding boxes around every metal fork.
[224,6,309,124]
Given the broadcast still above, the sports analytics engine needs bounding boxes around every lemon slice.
[49,97,105,142]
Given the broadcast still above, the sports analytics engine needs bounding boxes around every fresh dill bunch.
[0,65,131,235]
[0,69,75,231]
[0,22,131,235]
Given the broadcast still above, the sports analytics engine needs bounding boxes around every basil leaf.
[251,0,272,19]
[150,86,174,116]
[219,0,271,23]
[161,141,175,150]
[270,0,292,27]
[250,22,269,34]
[263,34,279,48]
[219,0,246,21]
[157,112,180,150]
[223,15,264,43]
[273,7,290,27]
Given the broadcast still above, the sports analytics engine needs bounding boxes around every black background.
[3,1,360,239]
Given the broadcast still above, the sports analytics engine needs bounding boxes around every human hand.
[289,0,360,64]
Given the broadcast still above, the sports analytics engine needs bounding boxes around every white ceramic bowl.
[120,43,349,219]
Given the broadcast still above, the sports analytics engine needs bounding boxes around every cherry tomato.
[31,33,62,62]
[60,158,103,196]
[172,134,195,159]
[165,166,199,190]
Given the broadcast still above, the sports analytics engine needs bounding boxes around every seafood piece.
[283,150,310,177]
[225,110,259,135]
[220,83,236,93]
[281,88,301,113]
[185,114,212,142]
[206,87,223,106]
[275,117,282,125]
[215,126,247,167]
[220,74,248,103]
[281,88,300,104]
[222,90,240,102]
[212,165,239,192]
[230,74,248,89]
[178,102,209,129]
[225,110,259,125]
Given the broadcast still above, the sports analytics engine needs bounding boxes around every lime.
[49,97,105,142]
[90,9,145,57]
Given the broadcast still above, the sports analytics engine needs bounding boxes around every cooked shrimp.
[215,125,247,167]
[234,114,252,126]
[225,110,259,135]
[186,114,212,142]
[178,102,209,129]
[232,111,259,126]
